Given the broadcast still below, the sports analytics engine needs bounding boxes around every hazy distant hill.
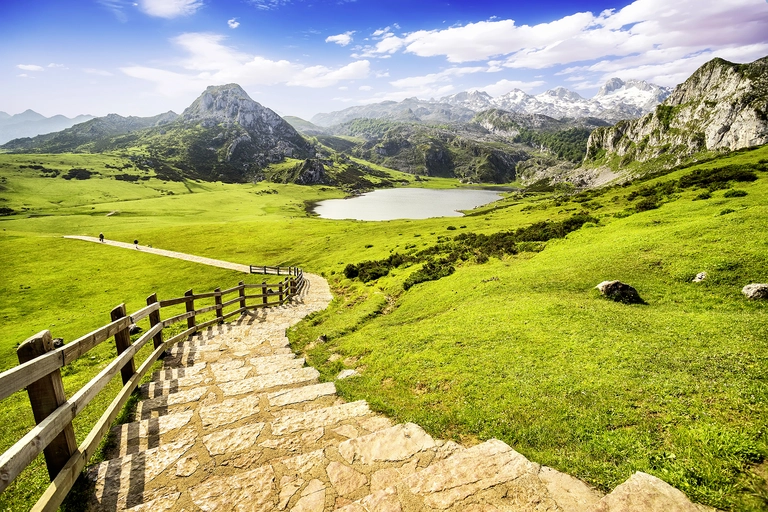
[0,110,94,144]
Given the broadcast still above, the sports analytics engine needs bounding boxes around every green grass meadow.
[0,149,766,510]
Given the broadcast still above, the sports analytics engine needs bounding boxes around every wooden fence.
[0,267,304,511]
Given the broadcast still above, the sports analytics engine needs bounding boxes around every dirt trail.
[64,235,251,273]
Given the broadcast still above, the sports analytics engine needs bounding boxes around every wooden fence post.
[290,276,297,296]
[110,304,136,385]
[146,293,163,349]
[238,281,246,311]
[262,281,268,306]
[215,287,223,324]
[278,281,284,304]
[185,289,195,329]
[17,330,77,480]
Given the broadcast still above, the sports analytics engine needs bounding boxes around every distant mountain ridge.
[0,110,94,145]
[2,111,178,152]
[311,78,672,127]
[1,84,311,183]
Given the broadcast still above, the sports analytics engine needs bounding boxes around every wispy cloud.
[96,0,129,22]
[121,32,370,95]
[17,64,44,72]
[246,0,292,10]
[84,68,114,76]
[48,63,67,69]
[227,18,240,29]
[476,79,547,96]
[389,66,491,89]
[138,0,203,19]
[326,31,355,47]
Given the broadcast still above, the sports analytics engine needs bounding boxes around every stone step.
[86,429,197,511]
[138,375,208,399]
[337,438,603,512]
[151,362,207,382]
[111,411,195,456]
[135,387,209,420]
[218,366,320,396]
[269,400,372,436]
[594,472,709,512]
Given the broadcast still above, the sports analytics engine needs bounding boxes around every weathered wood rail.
[0,266,305,511]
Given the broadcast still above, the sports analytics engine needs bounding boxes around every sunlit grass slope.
[0,147,766,510]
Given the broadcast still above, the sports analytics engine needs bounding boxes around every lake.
[312,188,503,221]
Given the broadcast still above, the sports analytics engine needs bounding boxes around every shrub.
[446,226,457,230]
[635,198,660,211]
[63,168,92,180]
[403,260,455,290]
[693,192,712,201]
[678,165,758,190]
[723,189,748,198]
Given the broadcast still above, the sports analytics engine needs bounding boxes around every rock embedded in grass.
[692,271,707,282]
[742,283,768,300]
[595,280,645,304]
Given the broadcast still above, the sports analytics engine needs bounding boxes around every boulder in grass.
[692,272,707,282]
[742,283,768,300]
[52,337,64,348]
[129,323,143,335]
[595,280,645,304]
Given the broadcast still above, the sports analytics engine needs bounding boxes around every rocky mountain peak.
[181,83,286,133]
[596,78,625,96]
[586,55,768,168]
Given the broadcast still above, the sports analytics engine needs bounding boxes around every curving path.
[64,236,251,273]
[70,237,708,511]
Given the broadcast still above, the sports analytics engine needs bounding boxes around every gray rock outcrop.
[742,283,768,300]
[596,280,645,304]
[585,56,768,167]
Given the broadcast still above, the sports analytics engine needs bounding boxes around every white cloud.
[476,79,547,96]
[359,85,372,91]
[121,32,370,95]
[389,66,489,89]
[17,74,31,78]
[138,0,202,18]
[357,0,768,91]
[288,60,370,87]
[48,63,66,68]
[17,64,44,71]
[227,18,240,29]
[326,31,355,47]
[84,68,114,76]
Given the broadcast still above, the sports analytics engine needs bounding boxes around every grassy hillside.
[0,148,766,510]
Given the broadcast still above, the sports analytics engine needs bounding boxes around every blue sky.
[2,0,767,120]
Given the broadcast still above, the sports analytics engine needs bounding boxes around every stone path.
[64,236,251,273]
[79,266,710,510]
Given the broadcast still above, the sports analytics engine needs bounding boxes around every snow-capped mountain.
[311,78,672,127]
[440,79,672,122]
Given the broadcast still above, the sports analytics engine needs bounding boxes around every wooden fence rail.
[0,266,305,511]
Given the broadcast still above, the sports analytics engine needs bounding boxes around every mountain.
[311,78,672,127]
[311,97,477,127]
[0,110,94,144]
[585,56,768,167]
[283,116,331,136]
[1,111,178,152]
[1,84,311,183]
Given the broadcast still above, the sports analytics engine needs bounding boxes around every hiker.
[99,233,104,243]
[134,239,139,249]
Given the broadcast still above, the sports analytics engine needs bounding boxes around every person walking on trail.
[134,239,139,249]
[99,233,104,243]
